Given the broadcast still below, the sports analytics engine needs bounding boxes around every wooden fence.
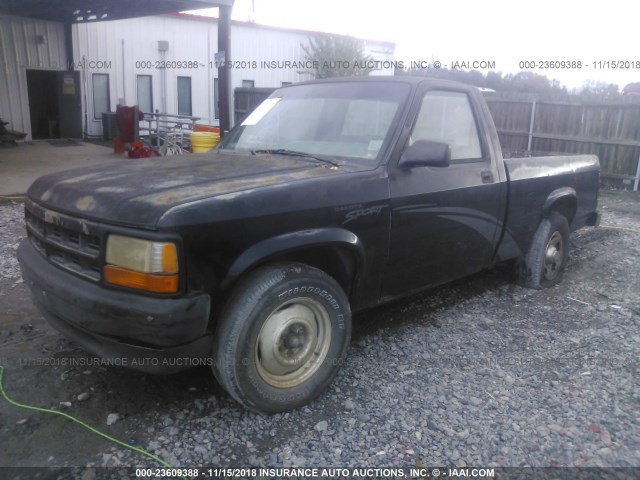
[485,96,640,190]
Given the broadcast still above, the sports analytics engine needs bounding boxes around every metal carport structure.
[0,0,235,135]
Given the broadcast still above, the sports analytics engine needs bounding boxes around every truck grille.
[25,201,102,282]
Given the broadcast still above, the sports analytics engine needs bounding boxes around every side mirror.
[399,140,450,168]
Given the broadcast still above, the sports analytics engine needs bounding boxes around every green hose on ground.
[0,365,188,480]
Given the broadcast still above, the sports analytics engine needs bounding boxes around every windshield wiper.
[251,149,340,168]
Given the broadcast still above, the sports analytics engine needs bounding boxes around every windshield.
[219,81,410,162]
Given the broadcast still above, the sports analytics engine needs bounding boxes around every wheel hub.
[282,324,306,349]
[256,299,332,388]
[543,231,564,280]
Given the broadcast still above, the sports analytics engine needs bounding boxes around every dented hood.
[27,151,343,228]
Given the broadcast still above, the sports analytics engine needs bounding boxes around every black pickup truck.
[18,77,600,412]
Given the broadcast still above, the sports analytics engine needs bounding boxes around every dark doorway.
[26,69,82,139]
[27,70,58,139]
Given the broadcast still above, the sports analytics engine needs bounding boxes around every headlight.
[104,235,179,293]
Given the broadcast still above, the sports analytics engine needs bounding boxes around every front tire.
[213,263,351,413]
[520,212,570,289]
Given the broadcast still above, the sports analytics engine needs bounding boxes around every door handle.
[481,170,494,184]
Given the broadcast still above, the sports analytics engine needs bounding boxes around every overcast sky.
[190,0,637,90]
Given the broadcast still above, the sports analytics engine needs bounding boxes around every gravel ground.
[0,191,638,475]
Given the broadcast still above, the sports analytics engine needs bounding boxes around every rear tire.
[520,212,570,289]
[213,263,351,413]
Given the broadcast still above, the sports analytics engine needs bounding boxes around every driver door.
[382,86,506,299]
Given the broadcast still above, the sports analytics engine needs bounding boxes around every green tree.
[498,71,567,94]
[398,66,570,95]
[300,34,375,78]
[485,71,504,91]
[399,66,489,87]
[579,80,620,98]
[504,71,552,93]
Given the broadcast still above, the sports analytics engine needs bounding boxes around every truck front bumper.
[18,239,213,374]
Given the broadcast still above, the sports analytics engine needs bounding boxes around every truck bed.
[499,153,600,260]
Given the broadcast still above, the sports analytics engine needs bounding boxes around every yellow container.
[190,131,220,153]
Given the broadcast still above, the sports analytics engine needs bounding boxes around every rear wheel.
[520,212,570,289]
[213,263,351,412]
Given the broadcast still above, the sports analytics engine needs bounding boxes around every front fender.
[223,227,365,288]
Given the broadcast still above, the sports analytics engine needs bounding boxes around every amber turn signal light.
[103,265,178,293]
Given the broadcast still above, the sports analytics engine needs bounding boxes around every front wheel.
[520,212,570,289]
[213,263,351,413]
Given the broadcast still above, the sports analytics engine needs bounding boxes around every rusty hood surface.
[27,151,346,228]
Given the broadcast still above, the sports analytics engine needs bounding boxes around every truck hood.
[27,151,347,228]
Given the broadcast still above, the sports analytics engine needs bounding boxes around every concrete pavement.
[0,140,127,196]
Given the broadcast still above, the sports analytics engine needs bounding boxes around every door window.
[177,76,192,116]
[411,91,482,161]
[92,74,110,120]
[136,75,153,114]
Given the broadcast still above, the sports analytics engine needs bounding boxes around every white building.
[0,12,396,140]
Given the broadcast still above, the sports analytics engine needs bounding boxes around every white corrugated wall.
[73,15,396,136]
[0,14,67,139]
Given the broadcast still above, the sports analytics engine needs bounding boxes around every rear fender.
[543,187,577,223]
